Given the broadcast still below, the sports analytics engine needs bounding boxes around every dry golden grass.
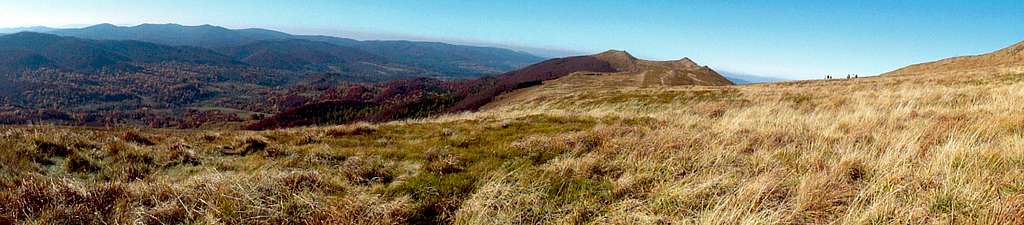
[882,40,1024,77]
[461,71,1024,224]
[3,71,1024,224]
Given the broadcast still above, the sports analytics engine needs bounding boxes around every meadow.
[3,70,1024,224]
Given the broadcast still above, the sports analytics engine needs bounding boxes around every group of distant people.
[825,74,858,80]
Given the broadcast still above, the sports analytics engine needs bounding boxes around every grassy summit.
[3,68,1024,224]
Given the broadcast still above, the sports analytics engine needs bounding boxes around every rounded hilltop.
[581,49,733,86]
[673,57,701,68]
[593,50,639,71]
[591,50,712,71]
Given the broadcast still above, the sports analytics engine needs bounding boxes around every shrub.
[166,143,200,166]
[64,152,100,173]
[326,125,377,137]
[279,171,344,193]
[423,148,464,175]
[141,202,189,225]
[243,138,268,154]
[111,164,152,181]
[222,137,268,156]
[121,131,155,146]
[342,157,395,185]
[201,133,220,142]
[34,140,70,157]
[294,132,323,145]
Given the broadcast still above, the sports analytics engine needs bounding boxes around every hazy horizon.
[3,0,1022,79]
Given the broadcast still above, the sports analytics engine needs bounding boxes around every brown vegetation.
[3,66,1024,224]
[248,50,729,130]
[883,40,1024,76]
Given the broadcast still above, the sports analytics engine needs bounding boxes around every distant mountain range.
[2,23,544,77]
[0,26,56,34]
[0,32,239,73]
[0,23,738,128]
[2,24,782,81]
[719,71,786,84]
[50,24,294,49]
[0,23,550,127]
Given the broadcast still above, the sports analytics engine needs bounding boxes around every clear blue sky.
[1,0,1022,79]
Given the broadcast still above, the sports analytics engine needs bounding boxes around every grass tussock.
[4,72,1024,224]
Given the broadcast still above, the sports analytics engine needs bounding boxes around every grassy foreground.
[4,71,1024,224]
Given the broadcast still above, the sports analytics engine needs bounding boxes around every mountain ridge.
[0,32,239,73]
[883,39,1024,76]
[247,50,730,129]
[0,24,731,129]
[588,50,733,86]
[34,23,545,76]
[994,40,1024,55]
[0,29,539,127]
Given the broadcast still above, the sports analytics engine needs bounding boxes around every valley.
[0,24,545,128]
[0,24,768,130]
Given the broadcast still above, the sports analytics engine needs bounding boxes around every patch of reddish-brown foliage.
[247,56,618,130]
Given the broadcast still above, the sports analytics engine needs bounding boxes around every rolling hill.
[218,39,386,70]
[0,27,548,127]
[39,23,545,76]
[0,29,732,130]
[51,23,293,49]
[591,50,733,86]
[0,33,292,127]
[0,26,55,34]
[883,39,1024,76]
[484,51,734,110]
[7,50,1024,224]
[0,32,238,73]
[247,50,730,129]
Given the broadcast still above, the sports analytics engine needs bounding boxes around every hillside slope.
[883,40,1024,76]
[44,23,545,76]
[245,52,620,129]
[51,23,292,49]
[484,50,732,109]
[5,63,1024,224]
[247,50,728,129]
[0,32,307,127]
[591,50,733,86]
[0,32,237,73]
[0,29,542,127]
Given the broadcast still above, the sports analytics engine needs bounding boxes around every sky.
[1,0,1022,80]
